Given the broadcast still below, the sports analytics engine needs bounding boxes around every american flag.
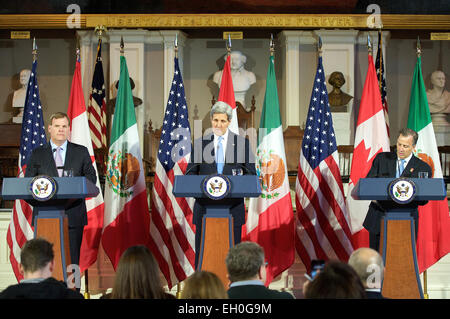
[149,57,195,288]
[295,55,353,272]
[375,31,389,137]
[87,39,107,150]
[6,59,47,281]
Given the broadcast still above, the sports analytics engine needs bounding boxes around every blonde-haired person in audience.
[180,271,228,299]
[106,245,175,299]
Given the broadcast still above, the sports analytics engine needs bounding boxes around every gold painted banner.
[0,14,449,30]
[86,14,360,29]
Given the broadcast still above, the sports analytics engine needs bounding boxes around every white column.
[314,29,359,146]
[278,31,301,129]
[109,29,147,152]
[76,30,99,111]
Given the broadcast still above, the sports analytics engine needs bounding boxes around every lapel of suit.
[388,153,397,177]
[64,142,73,171]
[46,143,59,176]
[224,131,236,164]
[401,155,417,177]
[203,133,215,160]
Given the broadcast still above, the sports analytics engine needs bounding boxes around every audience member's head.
[111,245,168,299]
[348,247,384,289]
[304,260,366,299]
[226,241,266,284]
[20,238,54,279]
[181,271,228,299]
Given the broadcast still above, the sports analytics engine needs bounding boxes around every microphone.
[230,163,254,175]
[184,163,201,175]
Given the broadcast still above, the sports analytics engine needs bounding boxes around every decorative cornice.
[0,14,449,30]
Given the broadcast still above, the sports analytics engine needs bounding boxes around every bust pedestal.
[431,114,450,146]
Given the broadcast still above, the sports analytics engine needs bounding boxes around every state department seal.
[29,175,57,201]
[388,178,417,204]
[202,174,231,200]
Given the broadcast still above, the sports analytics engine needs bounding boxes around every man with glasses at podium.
[186,101,256,269]
[25,112,97,269]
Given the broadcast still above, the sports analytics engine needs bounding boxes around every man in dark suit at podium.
[363,128,432,251]
[25,112,97,267]
[186,101,256,268]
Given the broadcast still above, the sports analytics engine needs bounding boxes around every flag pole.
[416,35,429,299]
[74,41,91,299]
[378,29,383,91]
[173,34,183,299]
[367,34,372,56]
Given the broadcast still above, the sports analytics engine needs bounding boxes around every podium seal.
[29,175,57,201]
[388,178,417,204]
[202,174,231,200]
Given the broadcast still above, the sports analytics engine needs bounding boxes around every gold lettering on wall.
[86,14,363,28]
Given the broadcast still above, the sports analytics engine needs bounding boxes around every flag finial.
[270,33,275,56]
[32,37,38,61]
[120,36,124,55]
[416,36,422,57]
[174,33,178,58]
[318,36,323,56]
[95,25,107,39]
[367,34,373,55]
[76,37,80,62]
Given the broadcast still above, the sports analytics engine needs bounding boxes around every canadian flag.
[346,53,390,247]
[67,59,105,272]
[217,53,239,134]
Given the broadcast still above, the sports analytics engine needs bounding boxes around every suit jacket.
[25,141,97,227]
[362,151,432,234]
[186,131,256,226]
[227,284,294,299]
[365,290,386,299]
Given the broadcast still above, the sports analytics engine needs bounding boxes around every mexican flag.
[101,55,150,268]
[243,55,295,284]
[407,55,450,273]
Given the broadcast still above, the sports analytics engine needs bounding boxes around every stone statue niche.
[213,50,256,107]
[12,69,31,123]
[427,70,450,126]
[327,71,353,113]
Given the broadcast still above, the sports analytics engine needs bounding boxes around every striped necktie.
[54,146,63,177]
[397,159,405,177]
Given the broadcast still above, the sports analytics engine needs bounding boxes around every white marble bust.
[12,69,31,123]
[213,51,256,106]
[427,70,450,114]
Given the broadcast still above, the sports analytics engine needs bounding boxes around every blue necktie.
[216,136,224,174]
[397,159,405,177]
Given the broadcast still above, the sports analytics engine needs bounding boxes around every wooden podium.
[1,176,99,282]
[352,177,446,299]
[173,175,261,286]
